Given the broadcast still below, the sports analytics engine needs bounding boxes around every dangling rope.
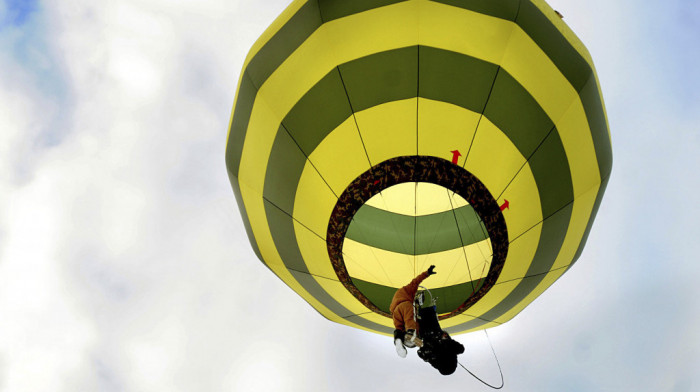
[458,329,504,389]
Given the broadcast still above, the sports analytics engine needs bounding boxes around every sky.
[0,0,698,391]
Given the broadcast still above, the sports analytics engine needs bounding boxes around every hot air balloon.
[225,0,612,336]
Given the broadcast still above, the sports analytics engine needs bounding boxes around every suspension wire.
[345,217,396,286]
[415,45,420,278]
[341,250,388,286]
[417,199,450,270]
[458,329,504,389]
[460,204,490,289]
[464,206,492,293]
[446,189,475,293]
[374,192,416,281]
[414,181,418,277]
[444,190,493,295]
[334,64,405,285]
[465,204,491,264]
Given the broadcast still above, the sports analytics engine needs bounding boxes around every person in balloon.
[390,265,464,375]
[415,306,465,375]
[390,266,435,357]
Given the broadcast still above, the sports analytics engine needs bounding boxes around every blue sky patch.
[2,0,38,26]
[1,0,73,151]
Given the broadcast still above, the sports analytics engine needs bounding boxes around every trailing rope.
[458,329,504,389]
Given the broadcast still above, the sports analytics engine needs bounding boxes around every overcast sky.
[0,0,698,391]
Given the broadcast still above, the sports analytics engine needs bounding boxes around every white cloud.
[0,161,97,391]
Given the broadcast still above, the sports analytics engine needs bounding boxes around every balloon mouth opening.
[326,156,508,320]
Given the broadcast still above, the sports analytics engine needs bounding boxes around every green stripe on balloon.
[352,277,487,314]
[346,203,489,255]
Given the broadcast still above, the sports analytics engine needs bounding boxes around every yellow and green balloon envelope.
[225,0,612,335]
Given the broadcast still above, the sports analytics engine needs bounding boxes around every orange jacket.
[390,271,430,315]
